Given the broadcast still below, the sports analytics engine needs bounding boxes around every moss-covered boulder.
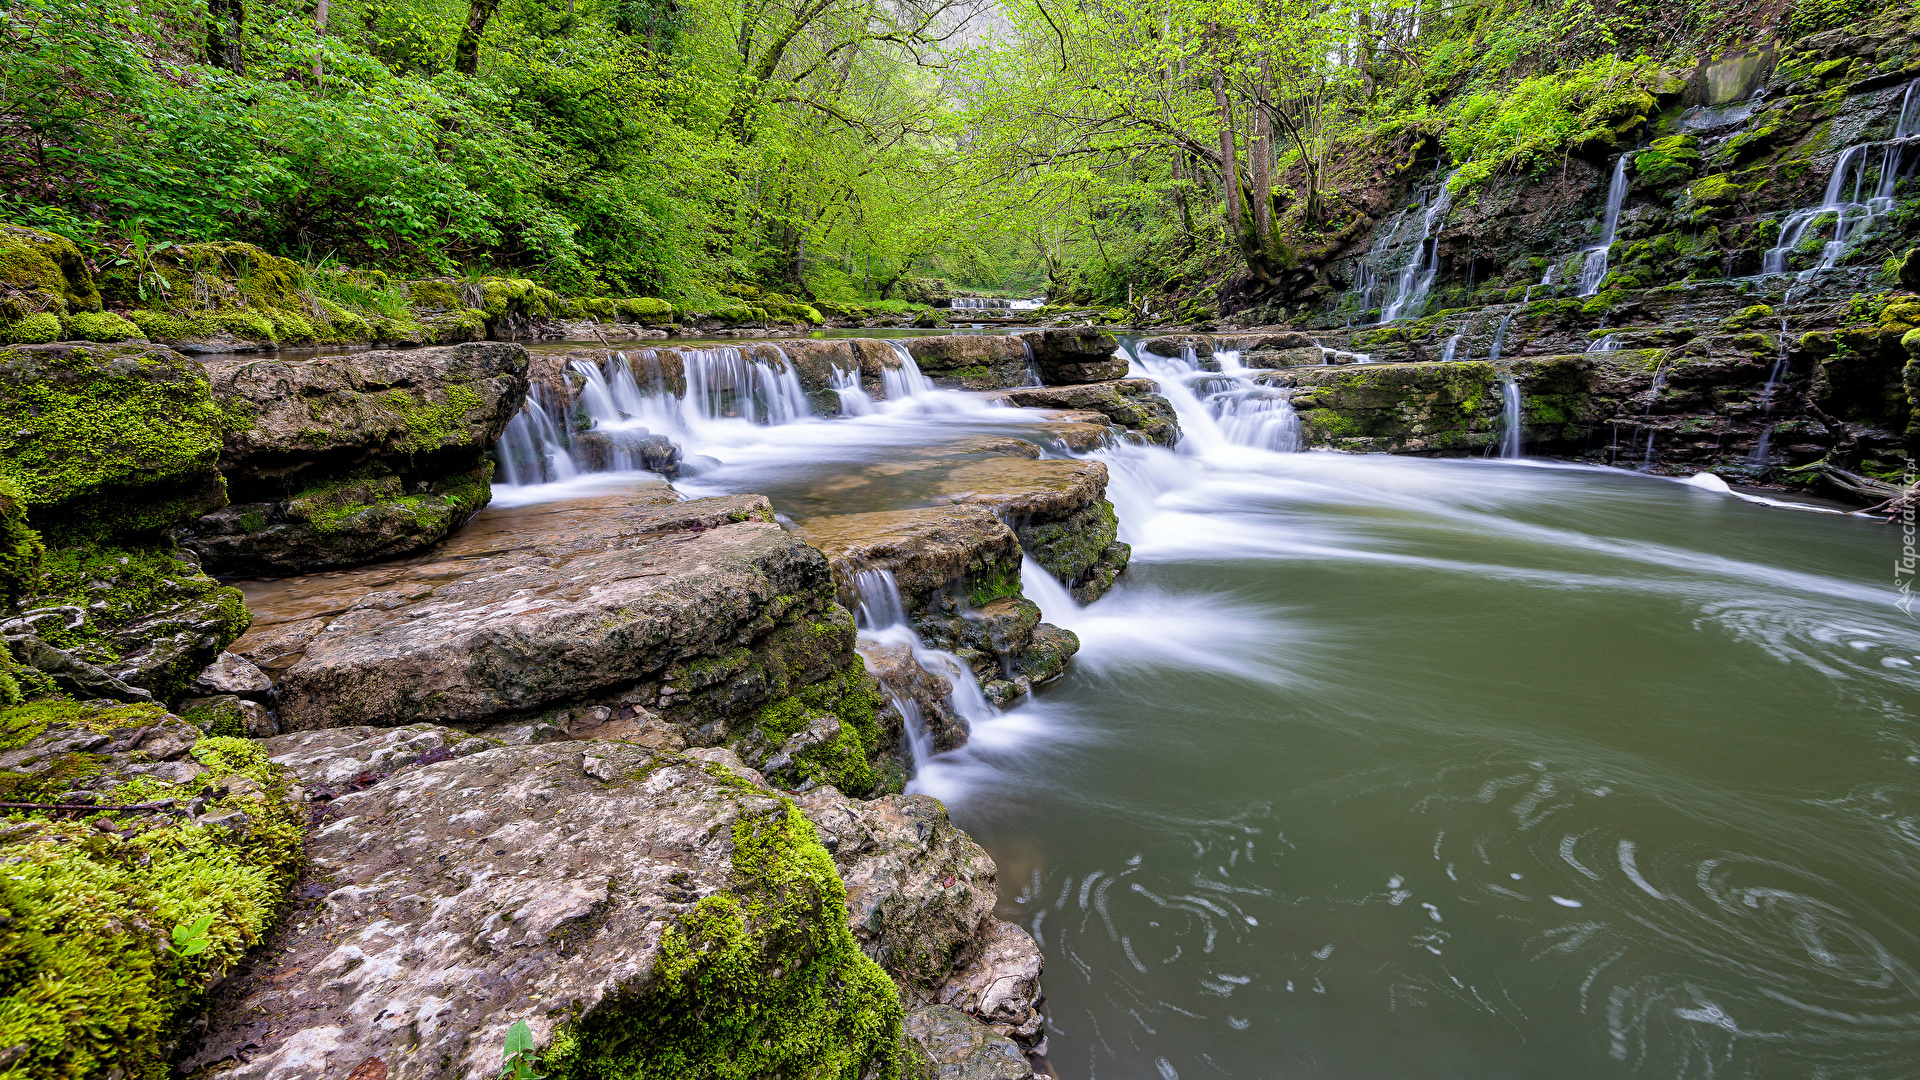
[1017,327,1126,384]
[1285,360,1504,452]
[0,225,101,344]
[185,462,494,575]
[0,476,44,610]
[0,342,229,539]
[185,732,905,1080]
[0,701,304,1080]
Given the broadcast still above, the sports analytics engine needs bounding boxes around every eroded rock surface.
[1018,328,1127,385]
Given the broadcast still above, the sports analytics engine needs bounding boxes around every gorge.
[5,2,1920,1079]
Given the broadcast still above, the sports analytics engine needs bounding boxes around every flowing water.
[1578,155,1634,296]
[483,336,1920,1080]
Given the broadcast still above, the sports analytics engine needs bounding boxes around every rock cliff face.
[1208,17,1920,492]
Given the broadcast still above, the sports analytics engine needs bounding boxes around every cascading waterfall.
[831,359,874,416]
[1749,320,1793,465]
[1487,311,1515,361]
[495,385,579,486]
[1126,339,1301,453]
[1496,377,1523,458]
[1440,334,1464,362]
[682,346,813,425]
[882,340,934,399]
[1380,171,1461,323]
[1018,336,1043,387]
[1764,83,1919,275]
[848,567,999,773]
[1587,334,1619,353]
[1577,153,1633,296]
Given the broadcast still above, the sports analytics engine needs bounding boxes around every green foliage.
[504,1019,548,1080]
[1441,57,1658,192]
[547,799,902,1080]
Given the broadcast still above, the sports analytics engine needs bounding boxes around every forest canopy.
[0,0,1883,309]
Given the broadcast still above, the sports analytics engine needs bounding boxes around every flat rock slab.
[796,505,1022,612]
[183,731,784,1080]
[230,486,843,730]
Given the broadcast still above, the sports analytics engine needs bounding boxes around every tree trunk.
[455,0,502,75]
[312,0,329,84]
[1250,101,1272,249]
[1212,71,1242,243]
[207,0,245,73]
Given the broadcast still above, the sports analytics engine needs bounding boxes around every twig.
[0,798,179,814]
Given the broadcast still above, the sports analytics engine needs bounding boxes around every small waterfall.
[1380,171,1460,323]
[1019,336,1043,387]
[1748,321,1792,465]
[1577,154,1633,296]
[1496,377,1522,458]
[1441,334,1464,362]
[848,567,999,773]
[495,386,579,486]
[680,346,813,425]
[882,341,934,399]
[1121,338,1301,453]
[831,360,874,416]
[952,298,1011,310]
[1638,358,1670,470]
[1314,339,1372,365]
[1763,87,1920,276]
[1586,334,1619,353]
[1487,311,1515,361]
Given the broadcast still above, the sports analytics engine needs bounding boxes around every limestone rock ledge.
[182,727,1043,1080]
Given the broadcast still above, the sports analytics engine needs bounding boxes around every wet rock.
[1140,334,1214,361]
[2,633,154,702]
[187,462,494,575]
[907,336,1040,390]
[572,428,682,476]
[932,457,1128,600]
[228,492,859,734]
[855,636,970,752]
[982,380,1179,446]
[176,694,278,738]
[1017,328,1127,384]
[188,650,274,700]
[797,787,1000,999]
[799,505,1023,615]
[185,732,903,1080]
[903,1005,1035,1080]
[938,919,1046,1042]
[1240,346,1324,369]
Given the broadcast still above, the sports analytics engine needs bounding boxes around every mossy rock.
[0,224,100,321]
[1684,173,1749,208]
[0,475,44,609]
[96,242,304,314]
[1634,134,1701,187]
[0,311,62,345]
[0,342,228,540]
[61,310,144,343]
[0,706,304,1080]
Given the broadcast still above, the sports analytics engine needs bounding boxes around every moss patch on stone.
[547,798,902,1080]
[0,716,304,1080]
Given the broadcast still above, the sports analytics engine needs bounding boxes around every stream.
[494,336,1918,1077]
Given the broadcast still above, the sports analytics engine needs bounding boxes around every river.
[486,337,1920,1078]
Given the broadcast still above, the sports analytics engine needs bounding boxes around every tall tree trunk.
[1250,100,1272,249]
[455,0,501,75]
[312,0,329,84]
[1213,71,1242,243]
[207,0,245,73]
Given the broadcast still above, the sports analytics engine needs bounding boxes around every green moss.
[1634,134,1701,187]
[0,224,99,318]
[379,383,485,455]
[548,799,901,1080]
[0,342,229,537]
[613,297,675,324]
[1685,173,1748,208]
[0,311,63,344]
[30,541,249,695]
[0,476,44,609]
[0,722,304,1080]
[61,311,142,343]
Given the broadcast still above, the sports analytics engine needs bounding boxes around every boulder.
[0,341,228,536]
[936,920,1046,1042]
[933,457,1129,600]
[0,224,102,345]
[906,336,1036,390]
[798,787,1000,997]
[1139,334,1215,363]
[798,505,1023,615]
[982,379,1179,447]
[1016,328,1127,384]
[0,701,304,1080]
[183,733,904,1080]
[573,428,682,476]
[177,693,278,737]
[187,650,274,700]
[228,487,893,793]
[904,1005,1036,1080]
[201,340,529,499]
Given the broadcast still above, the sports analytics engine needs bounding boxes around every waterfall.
[848,567,1000,773]
[1380,171,1460,323]
[1120,338,1301,454]
[495,386,579,486]
[1496,377,1522,458]
[832,359,874,416]
[1763,85,1920,276]
[1748,322,1792,465]
[1441,334,1463,362]
[1019,336,1043,387]
[882,341,934,399]
[1577,154,1633,296]
[1487,311,1515,361]
[1587,334,1619,353]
